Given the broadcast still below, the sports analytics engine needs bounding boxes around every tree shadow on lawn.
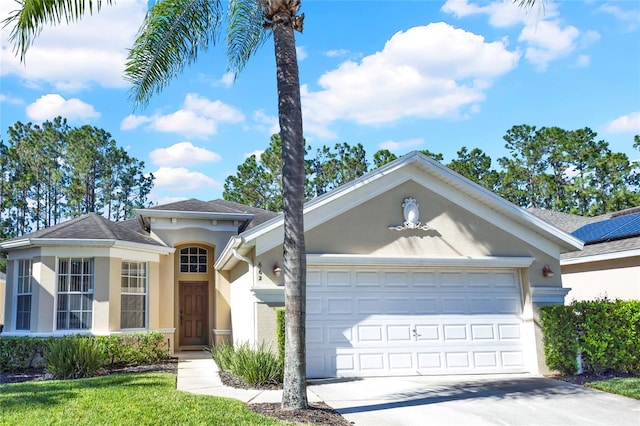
[0,374,168,412]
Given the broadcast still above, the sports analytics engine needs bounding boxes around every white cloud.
[605,112,640,133]
[120,114,153,130]
[326,49,350,58]
[152,167,222,191]
[519,20,580,71]
[598,4,640,31]
[443,0,597,71]
[149,142,221,167]
[441,0,548,28]
[296,46,308,60]
[26,93,99,121]
[253,110,280,135]
[575,54,590,68]
[245,150,264,160]
[0,93,23,105]
[301,23,519,137]
[218,72,235,88]
[379,138,425,152]
[149,196,188,207]
[0,1,147,91]
[120,93,244,137]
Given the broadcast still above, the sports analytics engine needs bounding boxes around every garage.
[306,266,528,378]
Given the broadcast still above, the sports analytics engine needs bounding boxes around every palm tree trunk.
[272,10,308,411]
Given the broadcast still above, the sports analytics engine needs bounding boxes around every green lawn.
[587,377,640,400]
[0,373,287,425]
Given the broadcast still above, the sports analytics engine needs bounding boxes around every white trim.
[307,254,536,268]
[214,152,582,270]
[136,208,253,222]
[158,327,176,334]
[561,248,640,265]
[251,286,285,303]
[1,238,174,255]
[213,329,232,335]
[530,286,570,304]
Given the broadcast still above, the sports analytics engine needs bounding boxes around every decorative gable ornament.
[388,197,434,231]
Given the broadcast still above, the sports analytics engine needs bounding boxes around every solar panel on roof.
[572,212,640,244]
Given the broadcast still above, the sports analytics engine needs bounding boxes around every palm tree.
[5,0,308,409]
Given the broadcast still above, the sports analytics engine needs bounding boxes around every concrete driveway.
[308,374,640,426]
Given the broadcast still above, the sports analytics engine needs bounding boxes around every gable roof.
[0,213,171,253]
[216,151,583,270]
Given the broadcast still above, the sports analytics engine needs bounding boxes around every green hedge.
[540,298,640,375]
[0,332,171,373]
[275,307,285,365]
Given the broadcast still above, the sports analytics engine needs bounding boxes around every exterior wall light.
[273,263,282,276]
[542,264,554,278]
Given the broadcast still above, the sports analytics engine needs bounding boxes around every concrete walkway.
[175,350,322,404]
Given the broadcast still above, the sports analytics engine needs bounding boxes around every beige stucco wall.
[561,256,640,303]
[255,302,282,353]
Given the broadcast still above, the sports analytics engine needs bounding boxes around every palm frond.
[226,0,270,78]
[125,0,223,108]
[3,0,113,62]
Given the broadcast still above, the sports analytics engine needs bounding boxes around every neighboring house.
[529,207,640,303]
[0,272,5,329]
[1,152,582,378]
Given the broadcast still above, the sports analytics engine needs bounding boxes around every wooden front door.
[179,281,208,346]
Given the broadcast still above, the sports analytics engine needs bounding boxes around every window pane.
[181,248,188,254]
[57,258,93,330]
[180,265,188,272]
[198,256,207,264]
[190,247,197,254]
[198,265,207,273]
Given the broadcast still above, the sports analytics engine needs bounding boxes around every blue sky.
[1,0,639,206]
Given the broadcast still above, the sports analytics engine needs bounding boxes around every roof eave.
[1,238,174,255]
[135,208,253,222]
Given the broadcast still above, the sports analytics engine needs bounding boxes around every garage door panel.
[326,270,351,286]
[415,324,439,340]
[413,272,438,287]
[355,271,379,286]
[414,297,439,314]
[471,324,496,340]
[356,297,383,314]
[307,297,323,314]
[387,325,412,341]
[386,297,412,314]
[442,297,466,313]
[357,325,384,342]
[327,297,353,314]
[384,271,410,286]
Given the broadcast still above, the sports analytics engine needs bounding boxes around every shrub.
[540,305,579,374]
[97,332,170,365]
[0,337,52,372]
[210,341,283,387]
[276,307,285,364]
[540,298,640,375]
[210,341,236,372]
[46,335,107,379]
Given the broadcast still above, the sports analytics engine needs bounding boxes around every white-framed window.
[121,261,147,329]
[179,247,208,273]
[57,258,94,330]
[16,259,32,330]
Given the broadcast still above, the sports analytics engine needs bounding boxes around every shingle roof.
[528,207,640,261]
[207,199,279,230]
[145,198,278,231]
[1,213,165,247]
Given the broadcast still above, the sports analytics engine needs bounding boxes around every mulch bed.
[218,370,352,425]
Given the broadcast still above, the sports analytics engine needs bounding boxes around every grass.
[0,373,288,425]
[586,377,640,400]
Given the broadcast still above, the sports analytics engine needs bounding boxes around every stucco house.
[1,152,583,378]
[529,207,640,302]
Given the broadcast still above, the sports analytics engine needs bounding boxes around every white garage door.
[306,267,527,378]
